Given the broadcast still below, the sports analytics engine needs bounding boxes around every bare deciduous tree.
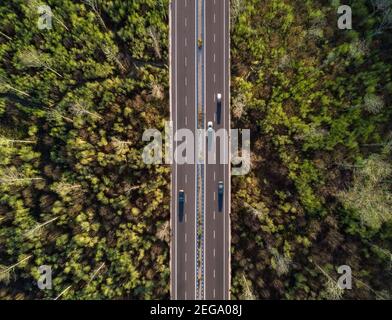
[148,26,162,59]
[240,273,256,300]
[363,94,384,114]
[315,264,344,300]
[0,169,44,186]
[232,92,246,119]
[156,221,170,243]
[123,184,141,196]
[25,217,59,239]
[270,248,292,277]
[52,182,83,197]
[45,106,74,123]
[54,285,72,300]
[87,262,106,285]
[338,155,392,229]
[102,44,126,72]
[112,137,132,154]
[0,255,33,284]
[230,0,244,29]
[0,31,12,40]
[307,13,327,41]
[0,76,31,97]
[70,102,102,120]
[151,81,164,100]
[349,39,370,59]
[18,48,62,77]
[84,0,107,30]
[0,135,35,146]
[243,202,267,220]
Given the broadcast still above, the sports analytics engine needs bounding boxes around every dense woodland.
[0,0,391,300]
[0,0,170,299]
[230,0,392,299]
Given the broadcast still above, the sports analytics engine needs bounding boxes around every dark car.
[218,181,224,212]
[179,190,185,222]
[216,93,222,125]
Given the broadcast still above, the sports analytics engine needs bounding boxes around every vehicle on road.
[218,181,224,212]
[216,93,222,125]
[207,121,214,151]
[179,190,185,222]
[198,38,203,48]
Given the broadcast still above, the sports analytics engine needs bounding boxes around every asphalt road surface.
[170,0,230,300]
[204,0,230,300]
[170,0,197,300]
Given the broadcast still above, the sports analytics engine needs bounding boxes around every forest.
[0,0,391,300]
[0,0,170,299]
[230,0,392,299]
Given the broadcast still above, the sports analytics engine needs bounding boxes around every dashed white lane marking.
[214,210,216,220]
[214,13,216,23]
[194,0,198,301]
[185,95,188,106]
[214,192,216,201]
[185,77,188,86]
[213,288,216,298]
[185,233,187,243]
[214,33,216,43]
[213,230,216,239]
[185,253,187,263]
[185,17,187,27]
[185,0,187,7]
[185,56,187,67]
[174,0,178,299]
[185,272,187,281]
[214,171,216,181]
[214,269,216,278]
[185,173,188,183]
[223,0,228,298]
[185,291,187,299]
[213,248,216,257]
[214,73,216,83]
[214,53,216,63]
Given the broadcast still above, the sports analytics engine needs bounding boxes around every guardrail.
[195,0,206,300]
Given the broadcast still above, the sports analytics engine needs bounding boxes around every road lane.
[170,0,197,300]
[204,0,230,300]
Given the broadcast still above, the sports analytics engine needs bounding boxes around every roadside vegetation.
[0,0,170,299]
[230,0,392,299]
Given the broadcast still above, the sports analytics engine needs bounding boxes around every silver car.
[207,121,213,151]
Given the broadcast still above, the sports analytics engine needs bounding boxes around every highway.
[170,0,197,300]
[170,0,230,300]
[204,0,230,300]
